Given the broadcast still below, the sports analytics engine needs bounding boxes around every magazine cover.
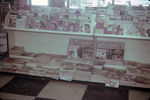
[34,20,41,29]
[19,4,31,10]
[68,45,82,58]
[109,10,121,21]
[132,22,146,37]
[95,49,107,60]
[16,19,25,28]
[135,76,150,84]
[96,41,125,65]
[119,21,126,35]
[145,22,150,37]
[57,14,69,31]
[7,15,17,27]
[96,20,108,34]
[82,46,94,59]
[68,39,94,59]
[124,21,133,36]
[68,20,77,32]
[107,21,120,35]
[79,19,91,33]
[120,10,133,21]
[146,11,150,22]
[46,14,58,30]
[25,15,36,29]
[10,5,19,15]
[112,49,124,62]
[120,73,136,83]
[126,67,141,76]
[141,68,150,78]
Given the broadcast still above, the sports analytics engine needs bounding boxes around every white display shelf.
[94,33,150,40]
[4,27,93,36]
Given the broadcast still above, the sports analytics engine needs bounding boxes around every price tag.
[105,80,119,88]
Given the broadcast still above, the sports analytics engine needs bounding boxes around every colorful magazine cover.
[79,19,91,33]
[146,11,150,22]
[109,10,121,21]
[68,39,94,59]
[107,21,120,35]
[119,21,126,35]
[145,22,150,37]
[68,45,82,58]
[132,22,146,37]
[7,15,17,27]
[25,15,36,29]
[82,46,94,59]
[10,5,19,15]
[57,14,69,31]
[120,10,133,21]
[95,49,107,60]
[96,41,125,65]
[46,13,58,30]
[68,20,77,32]
[124,21,133,36]
[112,49,124,62]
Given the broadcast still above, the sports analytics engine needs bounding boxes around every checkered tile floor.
[0,73,150,100]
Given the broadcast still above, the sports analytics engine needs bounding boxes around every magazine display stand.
[2,5,150,89]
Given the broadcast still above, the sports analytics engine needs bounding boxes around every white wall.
[7,30,150,64]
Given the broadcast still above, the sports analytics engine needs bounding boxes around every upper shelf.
[4,27,93,36]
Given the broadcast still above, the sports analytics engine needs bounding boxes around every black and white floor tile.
[0,73,150,100]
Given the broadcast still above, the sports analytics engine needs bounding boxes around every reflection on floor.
[0,73,150,100]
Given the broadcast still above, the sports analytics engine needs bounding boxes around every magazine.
[120,10,133,21]
[7,15,17,27]
[68,20,77,32]
[96,41,125,65]
[10,5,19,15]
[132,22,146,37]
[146,11,150,22]
[124,21,133,36]
[107,21,120,35]
[68,38,94,59]
[46,13,58,30]
[25,15,36,29]
[145,22,150,37]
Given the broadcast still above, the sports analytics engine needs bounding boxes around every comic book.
[44,68,60,80]
[132,22,146,37]
[7,15,17,27]
[133,10,146,22]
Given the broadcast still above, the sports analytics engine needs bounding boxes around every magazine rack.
[3,5,150,89]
